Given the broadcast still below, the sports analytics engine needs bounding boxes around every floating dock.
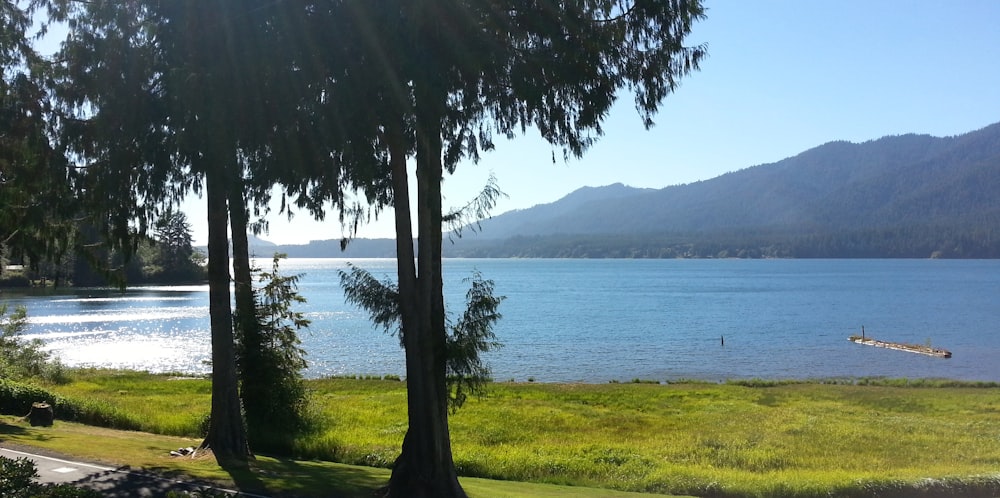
[848,335,952,358]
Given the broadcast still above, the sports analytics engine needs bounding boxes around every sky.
[38,2,1000,245]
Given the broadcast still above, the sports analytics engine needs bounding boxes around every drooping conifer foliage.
[339,265,504,412]
[0,1,74,275]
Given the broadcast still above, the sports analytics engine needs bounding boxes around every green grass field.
[7,370,1000,497]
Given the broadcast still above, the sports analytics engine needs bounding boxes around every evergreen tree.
[151,208,202,282]
[237,254,310,454]
[304,2,706,495]
[47,0,354,464]
[49,0,251,463]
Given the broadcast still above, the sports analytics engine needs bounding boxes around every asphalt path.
[0,446,270,497]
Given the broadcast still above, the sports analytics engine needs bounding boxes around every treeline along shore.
[244,223,1000,260]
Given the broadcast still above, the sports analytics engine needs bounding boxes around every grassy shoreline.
[3,371,1000,497]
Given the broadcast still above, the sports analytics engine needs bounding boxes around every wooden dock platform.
[848,335,952,358]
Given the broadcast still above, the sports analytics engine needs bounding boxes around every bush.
[0,379,66,417]
[237,254,311,454]
[0,304,71,383]
[0,378,144,431]
[0,456,101,498]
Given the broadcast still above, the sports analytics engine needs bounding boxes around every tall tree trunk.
[230,185,256,340]
[229,181,262,447]
[386,91,465,496]
[385,118,424,494]
[386,118,419,340]
[200,162,250,466]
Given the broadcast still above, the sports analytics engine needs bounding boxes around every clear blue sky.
[42,2,1000,245]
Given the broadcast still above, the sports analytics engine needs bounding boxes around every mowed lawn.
[14,371,1000,497]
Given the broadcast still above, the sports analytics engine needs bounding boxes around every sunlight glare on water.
[27,307,208,325]
[44,330,210,374]
[5,286,212,374]
[6,259,1000,382]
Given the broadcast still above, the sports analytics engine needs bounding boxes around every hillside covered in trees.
[262,121,1000,259]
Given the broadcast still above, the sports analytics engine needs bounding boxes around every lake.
[4,258,999,383]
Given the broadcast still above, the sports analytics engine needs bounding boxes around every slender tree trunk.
[387,89,465,496]
[229,181,262,448]
[385,118,425,494]
[386,119,419,335]
[200,162,250,466]
[230,184,256,339]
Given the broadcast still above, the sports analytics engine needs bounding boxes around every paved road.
[0,446,268,497]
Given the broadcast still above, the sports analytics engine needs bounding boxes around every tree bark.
[386,86,465,496]
[229,181,264,448]
[386,118,419,339]
[229,183,257,346]
[200,162,250,466]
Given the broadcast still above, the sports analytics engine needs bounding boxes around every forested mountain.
[470,122,1000,238]
[262,122,1000,258]
[467,182,655,238]
[438,122,1000,258]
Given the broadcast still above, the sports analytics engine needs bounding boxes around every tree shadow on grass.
[0,421,53,443]
[0,422,30,436]
[219,459,269,496]
[70,465,240,498]
[244,456,389,498]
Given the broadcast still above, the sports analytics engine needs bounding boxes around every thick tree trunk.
[200,164,250,466]
[386,95,465,496]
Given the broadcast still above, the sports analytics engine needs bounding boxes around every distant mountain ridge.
[467,122,1000,239]
[251,121,1000,258]
[471,183,656,237]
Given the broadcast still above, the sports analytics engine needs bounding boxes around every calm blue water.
[4,259,999,382]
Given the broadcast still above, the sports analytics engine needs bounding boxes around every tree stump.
[28,402,54,427]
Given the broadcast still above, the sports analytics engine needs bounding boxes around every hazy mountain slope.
[467,122,1000,239]
[247,122,1000,258]
[470,183,653,237]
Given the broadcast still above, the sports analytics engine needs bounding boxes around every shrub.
[0,456,102,498]
[0,379,61,416]
[236,254,311,454]
[0,304,72,384]
[0,378,144,431]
